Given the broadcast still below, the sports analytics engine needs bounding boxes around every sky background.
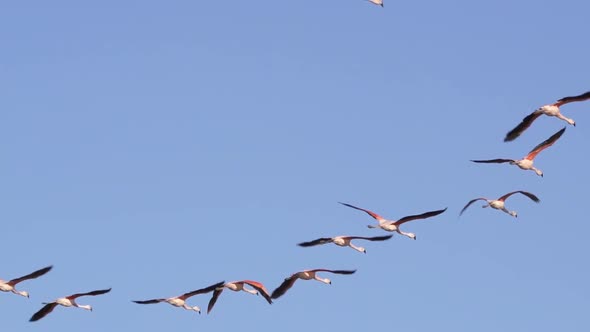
[1,1,589,331]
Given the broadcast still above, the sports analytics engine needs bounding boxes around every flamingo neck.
[242,287,258,295]
[77,304,92,311]
[556,113,575,126]
[314,276,331,284]
[397,230,416,240]
[348,243,366,253]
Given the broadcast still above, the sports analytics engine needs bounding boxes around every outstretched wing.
[470,159,515,164]
[271,275,298,299]
[206,288,224,314]
[460,198,487,216]
[395,208,447,226]
[181,280,225,299]
[68,288,112,299]
[297,237,334,247]
[347,235,393,242]
[498,191,540,203]
[132,299,165,304]
[555,91,590,106]
[504,110,542,142]
[243,280,273,304]
[525,127,566,160]
[8,265,53,286]
[339,202,386,222]
[29,302,58,322]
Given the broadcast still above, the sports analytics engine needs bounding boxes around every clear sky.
[2,1,589,331]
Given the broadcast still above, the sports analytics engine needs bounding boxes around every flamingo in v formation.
[207,280,273,314]
[0,266,52,298]
[133,281,225,314]
[472,127,566,177]
[460,191,540,218]
[505,90,590,141]
[339,202,447,240]
[298,235,393,253]
[29,288,112,322]
[271,269,356,300]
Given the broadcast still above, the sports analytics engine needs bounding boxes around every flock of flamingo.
[3,0,589,325]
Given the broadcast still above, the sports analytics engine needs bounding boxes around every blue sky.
[2,1,589,331]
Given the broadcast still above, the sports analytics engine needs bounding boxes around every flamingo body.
[473,127,566,177]
[0,265,53,298]
[339,202,447,240]
[505,91,589,141]
[460,191,540,218]
[271,269,356,299]
[133,281,224,314]
[207,280,272,314]
[30,288,111,322]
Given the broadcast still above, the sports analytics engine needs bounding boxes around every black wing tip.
[270,288,286,299]
[212,280,226,288]
[373,234,393,240]
[40,265,54,272]
[504,134,517,142]
[333,269,357,274]
[270,277,295,299]
[88,288,112,296]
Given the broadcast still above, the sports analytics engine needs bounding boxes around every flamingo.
[339,202,447,240]
[29,288,111,322]
[133,280,224,314]
[271,269,356,299]
[460,191,540,218]
[367,0,384,7]
[206,280,272,314]
[472,127,565,177]
[1,265,52,298]
[505,91,590,142]
[298,235,393,253]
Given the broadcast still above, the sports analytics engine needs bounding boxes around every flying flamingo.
[133,280,224,314]
[505,91,589,141]
[298,235,393,253]
[271,269,356,299]
[30,288,111,322]
[206,280,272,314]
[367,0,384,7]
[339,202,447,240]
[1,265,52,298]
[472,127,565,177]
[460,191,540,218]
